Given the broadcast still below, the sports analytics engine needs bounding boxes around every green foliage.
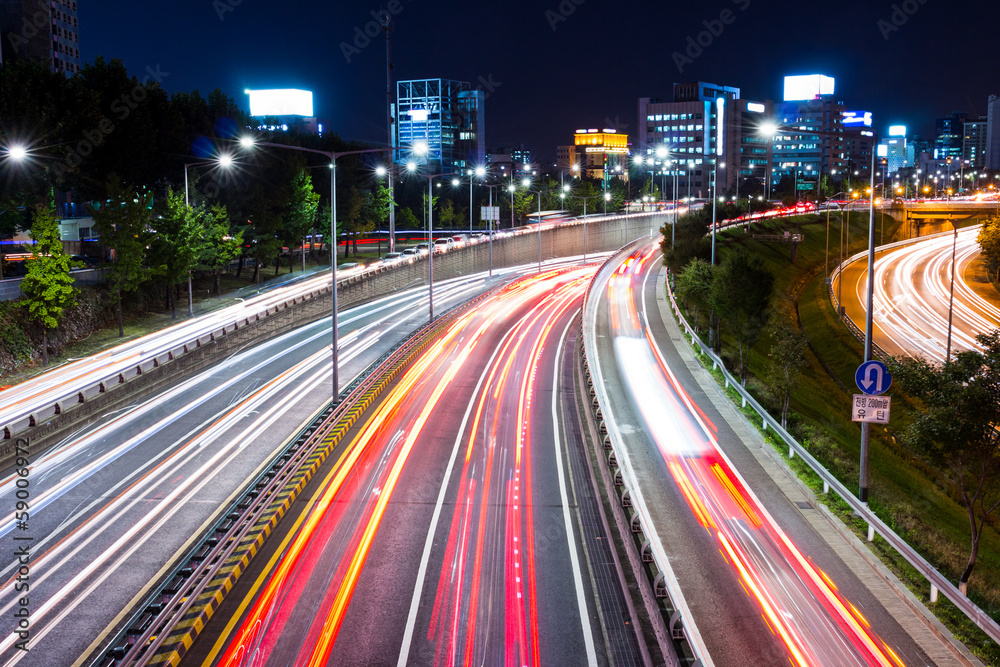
[197,205,240,274]
[20,205,77,332]
[284,170,321,241]
[890,331,1000,588]
[92,181,152,334]
[711,252,774,384]
[149,189,204,304]
[765,321,809,428]
[675,258,714,332]
[397,206,419,229]
[978,216,1000,282]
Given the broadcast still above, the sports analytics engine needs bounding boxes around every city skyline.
[74,0,1000,160]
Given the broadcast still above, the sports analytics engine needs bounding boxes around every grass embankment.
[680,212,1000,663]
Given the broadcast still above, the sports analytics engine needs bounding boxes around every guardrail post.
[762,420,767,431]
[741,396,746,408]
[724,377,729,389]
[930,583,939,603]
[789,446,795,459]
[867,524,875,542]
[823,480,829,495]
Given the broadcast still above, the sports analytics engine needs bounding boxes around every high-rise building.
[574,129,628,181]
[394,78,485,174]
[639,82,773,198]
[772,75,847,195]
[985,96,1000,171]
[934,112,967,160]
[963,116,989,168]
[555,145,577,172]
[0,0,80,75]
[843,127,879,181]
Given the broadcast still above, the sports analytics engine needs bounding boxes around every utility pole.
[383,12,396,253]
[860,149,877,504]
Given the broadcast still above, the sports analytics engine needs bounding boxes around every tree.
[92,181,151,336]
[282,170,320,272]
[149,189,204,318]
[20,205,77,364]
[675,258,714,333]
[890,331,1000,594]
[977,216,1000,282]
[436,199,457,229]
[765,322,808,429]
[397,206,419,230]
[512,189,534,224]
[339,185,366,258]
[197,204,240,296]
[711,252,774,385]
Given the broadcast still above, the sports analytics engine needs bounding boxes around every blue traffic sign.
[856,360,892,395]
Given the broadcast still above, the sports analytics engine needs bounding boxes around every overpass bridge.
[882,200,997,236]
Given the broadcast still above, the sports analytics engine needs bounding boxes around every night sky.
[81,0,1000,162]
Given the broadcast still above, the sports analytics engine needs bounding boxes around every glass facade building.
[394,78,485,174]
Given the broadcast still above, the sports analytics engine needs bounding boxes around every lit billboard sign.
[888,125,907,137]
[877,144,889,157]
[746,102,766,113]
[247,89,314,117]
[783,75,835,101]
[843,111,873,127]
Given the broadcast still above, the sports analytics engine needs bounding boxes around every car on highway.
[401,248,420,259]
[433,238,453,253]
[383,252,405,264]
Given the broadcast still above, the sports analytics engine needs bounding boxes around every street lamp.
[406,161,458,320]
[238,136,397,399]
[183,155,235,317]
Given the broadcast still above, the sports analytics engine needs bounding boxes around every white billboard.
[783,75,835,101]
[888,125,907,137]
[247,89,314,117]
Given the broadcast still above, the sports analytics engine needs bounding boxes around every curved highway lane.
[836,227,1000,362]
[589,241,940,666]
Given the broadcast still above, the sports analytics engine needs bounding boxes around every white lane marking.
[552,310,599,666]
[396,326,517,667]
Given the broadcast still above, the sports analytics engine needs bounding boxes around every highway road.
[0,262,592,667]
[835,226,1000,362]
[193,266,646,667]
[588,241,937,666]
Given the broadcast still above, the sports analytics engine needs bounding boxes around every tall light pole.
[711,96,725,265]
[520,177,551,273]
[183,155,234,317]
[945,222,960,365]
[825,192,845,282]
[406,161,457,321]
[859,149,877,504]
[239,136,398,399]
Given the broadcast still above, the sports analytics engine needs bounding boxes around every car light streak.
[217,267,594,667]
[606,243,903,667]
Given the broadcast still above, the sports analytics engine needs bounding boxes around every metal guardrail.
[581,238,710,667]
[665,271,1000,647]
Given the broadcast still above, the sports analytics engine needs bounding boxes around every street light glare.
[413,140,429,156]
[759,121,778,138]
[451,178,460,187]
[375,166,387,177]
[7,145,28,161]
[218,154,234,168]
[406,161,417,172]
[475,166,487,177]
[522,178,531,188]
[655,146,668,159]
[239,136,255,149]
